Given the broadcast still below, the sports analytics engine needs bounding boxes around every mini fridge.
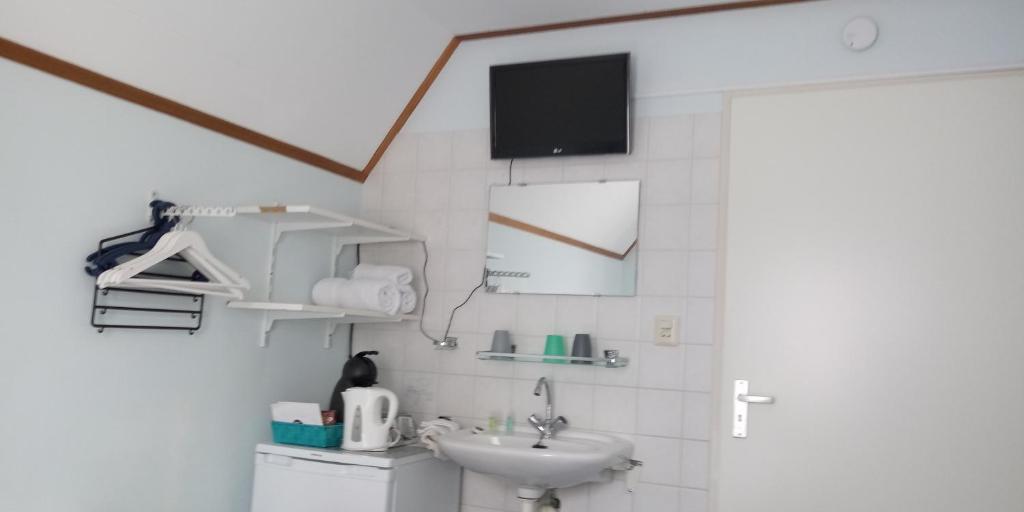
[250,443,461,512]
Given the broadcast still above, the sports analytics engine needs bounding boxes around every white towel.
[312,277,400,316]
[352,264,413,286]
[418,418,461,459]
[397,284,416,314]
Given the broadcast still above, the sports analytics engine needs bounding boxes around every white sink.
[438,428,633,494]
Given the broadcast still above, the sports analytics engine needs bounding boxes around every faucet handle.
[528,414,545,431]
[552,415,569,431]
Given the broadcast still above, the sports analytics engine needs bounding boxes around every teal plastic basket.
[271,421,343,448]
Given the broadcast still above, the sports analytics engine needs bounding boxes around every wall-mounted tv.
[490,53,629,159]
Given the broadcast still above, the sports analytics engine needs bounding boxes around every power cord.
[507,158,515,186]
[417,240,487,347]
[416,240,439,343]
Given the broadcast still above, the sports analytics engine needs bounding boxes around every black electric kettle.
[329,351,379,422]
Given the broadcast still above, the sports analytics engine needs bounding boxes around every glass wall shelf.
[475,351,629,368]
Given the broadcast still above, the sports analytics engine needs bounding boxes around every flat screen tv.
[490,53,629,159]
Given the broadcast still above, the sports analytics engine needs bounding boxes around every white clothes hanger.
[96,227,250,299]
[97,230,249,299]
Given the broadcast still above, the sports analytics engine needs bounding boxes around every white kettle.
[342,387,400,451]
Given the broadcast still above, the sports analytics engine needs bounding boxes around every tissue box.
[271,421,343,448]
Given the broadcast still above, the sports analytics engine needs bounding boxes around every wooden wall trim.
[362,37,460,176]
[489,212,634,260]
[0,37,365,182]
[458,0,815,41]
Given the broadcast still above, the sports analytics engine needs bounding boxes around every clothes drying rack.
[90,226,205,334]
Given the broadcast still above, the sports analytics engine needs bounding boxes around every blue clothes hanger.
[84,200,188,277]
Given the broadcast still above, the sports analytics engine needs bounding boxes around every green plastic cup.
[543,334,567,364]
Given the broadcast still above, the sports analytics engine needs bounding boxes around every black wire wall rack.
[89,227,206,335]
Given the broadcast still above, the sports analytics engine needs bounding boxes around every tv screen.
[490,53,629,159]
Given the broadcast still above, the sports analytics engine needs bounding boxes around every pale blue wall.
[0,58,361,511]
[407,0,1024,132]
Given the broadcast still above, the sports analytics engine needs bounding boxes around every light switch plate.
[654,315,679,346]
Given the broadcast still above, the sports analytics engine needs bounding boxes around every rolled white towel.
[312,277,400,316]
[352,264,413,286]
[397,284,416,314]
[418,418,461,459]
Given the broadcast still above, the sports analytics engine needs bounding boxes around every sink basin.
[438,428,633,492]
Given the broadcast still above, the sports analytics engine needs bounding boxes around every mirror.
[486,180,640,296]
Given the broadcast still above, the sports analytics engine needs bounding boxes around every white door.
[715,71,1024,512]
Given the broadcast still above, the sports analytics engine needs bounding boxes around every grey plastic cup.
[491,330,513,359]
[571,333,593,364]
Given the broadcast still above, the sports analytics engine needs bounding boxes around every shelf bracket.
[324,320,343,350]
[265,222,283,301]
[257,223,285,348]
[260,313,277,348]
[329,236,346,279]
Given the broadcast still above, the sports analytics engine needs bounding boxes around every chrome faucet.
[527,377,568,446]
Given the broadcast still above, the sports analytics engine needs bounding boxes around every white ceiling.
[0,0,735,172]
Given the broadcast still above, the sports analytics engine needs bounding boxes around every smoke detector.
[843,17,879,52]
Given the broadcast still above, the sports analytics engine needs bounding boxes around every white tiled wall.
[356,112,720,512]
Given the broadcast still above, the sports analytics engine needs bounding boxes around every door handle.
[733,380,774,438]
[737,394,775,404]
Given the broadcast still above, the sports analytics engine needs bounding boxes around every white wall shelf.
[182,204,424,348]
[234,205,419,245]
[228,301,418,349]
[228,301,417,320]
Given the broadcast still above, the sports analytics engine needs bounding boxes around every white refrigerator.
[251,443,460,512]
